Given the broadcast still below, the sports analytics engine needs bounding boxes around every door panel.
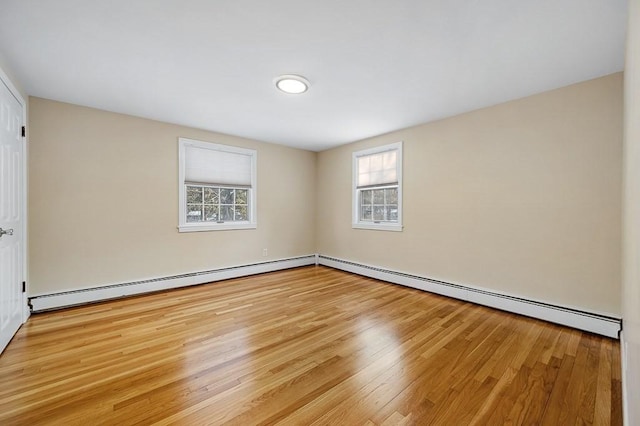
[0,78,24,354]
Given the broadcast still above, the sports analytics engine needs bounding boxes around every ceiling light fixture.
[275,75,309,94]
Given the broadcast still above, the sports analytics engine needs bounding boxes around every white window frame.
[178,138,257,232]
[352,141,403,232]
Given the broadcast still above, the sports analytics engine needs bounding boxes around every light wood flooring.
[0,266,622,425]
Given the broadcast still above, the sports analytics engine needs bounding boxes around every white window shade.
[185,145,252,187]
[357,150,397,188]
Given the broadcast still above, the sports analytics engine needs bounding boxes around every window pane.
[386,206,398,221]
[373,206,385,221]
[236,189,248,205]
[361,205,372,221]
[361,190,372,205]
[373,189,384,204]
[186,204,202,222]
[204,205,219,221]
[220,188,234,204]
[204,187,219,204]
[235,205,248,221]
[385,187,398,204]
[220,206,234,221]
[187,186,202,203]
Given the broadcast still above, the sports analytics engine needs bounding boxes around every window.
[352,142,403,231]
[178,138,256,232]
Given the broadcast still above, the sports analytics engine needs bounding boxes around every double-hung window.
[352,142,403,231]
[178,138,257,232]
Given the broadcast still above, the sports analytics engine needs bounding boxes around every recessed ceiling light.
[275,75,309,94]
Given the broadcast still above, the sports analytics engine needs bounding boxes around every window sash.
[185,184,250,223]
[357,184,399,223]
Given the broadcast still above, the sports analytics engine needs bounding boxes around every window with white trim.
[352,142,403,231]
[178,138,257,232]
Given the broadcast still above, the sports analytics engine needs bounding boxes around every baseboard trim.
[29,255,317,312]
[317,255,621,338]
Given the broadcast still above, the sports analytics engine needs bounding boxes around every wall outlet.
[262,248,268,257]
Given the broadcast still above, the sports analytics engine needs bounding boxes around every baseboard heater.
[29,253,621,338]
[317,255,621,339]
[29,255,317,313]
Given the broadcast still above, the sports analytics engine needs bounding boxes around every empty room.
[0,1,638,425]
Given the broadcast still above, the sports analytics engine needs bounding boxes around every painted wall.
[622,1,640,423]
[28,98,317,295]
[317,73,623,316]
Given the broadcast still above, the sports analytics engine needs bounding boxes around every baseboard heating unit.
[29,255,317,313]
[317,255,621,339]
[29,253,621,339]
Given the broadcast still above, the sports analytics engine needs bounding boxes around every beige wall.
[317,73,623,315]
[28,98,316,295]
[622,1,640,423]
[28,73,623,316]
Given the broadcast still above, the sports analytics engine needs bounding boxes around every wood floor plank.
[0,266,622,425]
[610,338,623,425]
[593,338,613,425]
[541,355,577,425]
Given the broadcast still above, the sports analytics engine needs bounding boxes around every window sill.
[179,222,257,232]
[352,223,403,232]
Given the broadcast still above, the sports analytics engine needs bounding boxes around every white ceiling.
[0,0,628,151]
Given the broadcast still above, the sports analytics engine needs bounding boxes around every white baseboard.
[317,255,621,339]
[29,255,317,312]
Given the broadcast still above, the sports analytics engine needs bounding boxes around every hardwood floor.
[0,266,622,425]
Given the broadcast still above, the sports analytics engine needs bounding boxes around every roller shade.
[185,145,252,187]
[357,149,397,188]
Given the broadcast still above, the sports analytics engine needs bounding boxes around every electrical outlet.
[262,248,268,257]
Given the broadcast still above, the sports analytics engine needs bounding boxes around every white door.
[0,76,24,354]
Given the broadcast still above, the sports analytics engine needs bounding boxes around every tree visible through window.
[360,187,398,222]
[186,186,249,223]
